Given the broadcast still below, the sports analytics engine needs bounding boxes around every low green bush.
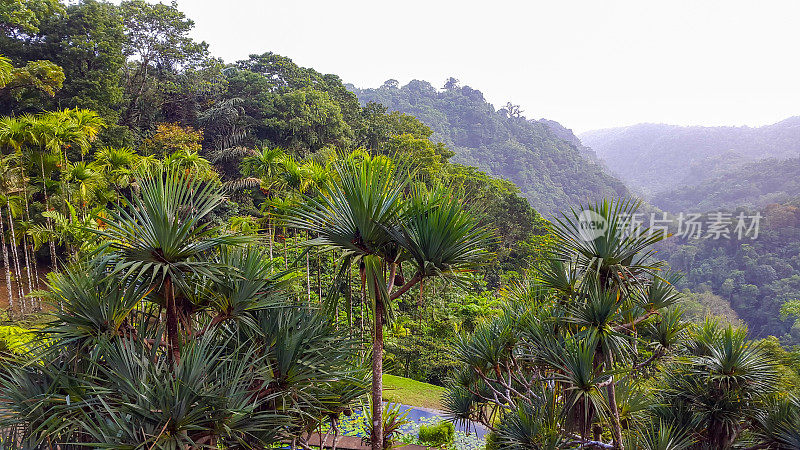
[418,421,454,448]
[0,325,31,353]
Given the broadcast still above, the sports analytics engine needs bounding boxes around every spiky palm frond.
[199,246,293,325]
[624,421,694,450]
[751,396,800,449]
[97,165,250,292]
[494,397,566,450]
[393,184,494,283]
[551,198,666,290]
[40,264,151,351]
[286,155,405,257]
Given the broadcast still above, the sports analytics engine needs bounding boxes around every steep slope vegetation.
[580,118,800,196]
[351,80,630,216]
[653,157,800,213]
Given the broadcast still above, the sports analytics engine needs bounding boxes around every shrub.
[418,421,454,448]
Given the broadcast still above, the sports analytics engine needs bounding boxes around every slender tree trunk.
[7,201,25,306]
[20,166,35,298]
[22,235,34,310]
[371,294,384,450]
[369,263,398,450]
[417,280,424,321]
[268,216,274,267]
[348,267,353,335]
[306,238,311,302]
[165,276,180,365]
[0,209,13,314]
[360,263,366,346]
[40,159,57,269]
[605,352,625,449]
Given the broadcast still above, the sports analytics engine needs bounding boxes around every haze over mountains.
[580,118,800,201]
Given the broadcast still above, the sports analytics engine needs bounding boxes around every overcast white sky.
[173,0,800,133]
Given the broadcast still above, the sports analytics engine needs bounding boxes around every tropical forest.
[1,1,799,449]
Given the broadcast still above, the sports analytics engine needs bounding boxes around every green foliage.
[661,201,800,344]
[361,401,412,450]
[0,169,367,448]
[354,80,630,215]
[418,421,455,448]
[0,0,64,35]
[0,324,31,354]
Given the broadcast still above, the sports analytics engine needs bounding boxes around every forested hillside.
[581,118,800,196]
[660,201,800,344]
[352,80,630,215]
[653,157,800,213]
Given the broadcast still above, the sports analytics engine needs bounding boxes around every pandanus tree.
[0,167,367,448]
[287,153,493,449]
[445,199,688,449]
[444,199,791,449]
[97,166,246,362]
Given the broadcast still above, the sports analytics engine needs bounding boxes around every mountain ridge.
[579,117,800,196]
[350,80,631,216]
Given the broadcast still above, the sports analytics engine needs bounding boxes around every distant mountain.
[350,80,630,215]
[535,118,600,162]
[580,117,800,196]
[652,157,800,213]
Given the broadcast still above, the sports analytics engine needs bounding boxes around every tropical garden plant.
[0,166,368,449]
[287,153,494,449]
[443,199,787,449]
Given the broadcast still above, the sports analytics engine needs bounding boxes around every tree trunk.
[7,200,24,305]
[306,240,311,302]
[371,294,384,450]
[0,208,13,314]
[40,158,57,270]
[360,263,366,345]
[347,267,353,335]
[20,166,35,298]
[22,235,34,301]
[605,352,625,449]
[165,276,180,365]
[268,216,274,269]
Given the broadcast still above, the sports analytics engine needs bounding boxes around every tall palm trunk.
[19,166,35,298]
[6,201,24,309]
[22,235,35,309]
[605,352,625,449]
[370,262,397,450]
[267,216,274,261]
[0,208,14,314]
[40,158,57,269]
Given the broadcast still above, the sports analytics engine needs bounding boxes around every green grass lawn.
[382,374,446,410]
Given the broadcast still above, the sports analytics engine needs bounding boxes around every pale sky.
[171,0,800,133]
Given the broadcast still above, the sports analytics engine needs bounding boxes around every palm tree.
[287,154,492,450]
[97,166,249,362]
[94,146,138,203]
[0,116,38,295]
[63,160,108,214]
[545,199,668,449]
[236,146,287,260]
[655,322,778,448]
[62,108,105,161]
[0,153,23,313]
